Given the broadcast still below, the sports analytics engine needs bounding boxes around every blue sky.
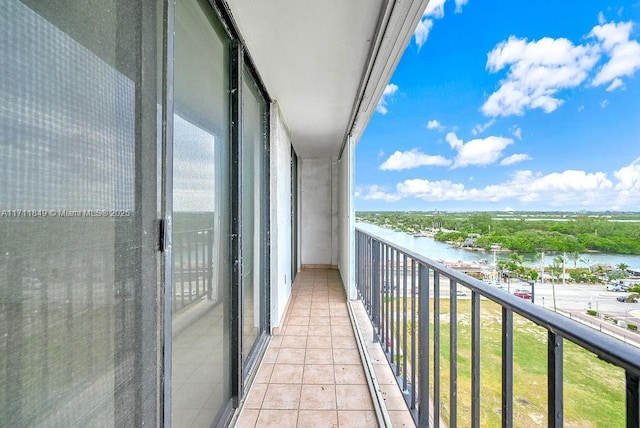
[356,0,640,212]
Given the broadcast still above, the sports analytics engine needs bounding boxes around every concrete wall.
[300,157,338,267]
[337,138,355,299]
[269,102,292,331]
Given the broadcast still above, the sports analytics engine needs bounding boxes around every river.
[356,222,640,269]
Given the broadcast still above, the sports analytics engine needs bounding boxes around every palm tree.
[568,251,581,268]
[617,263,630,274]
[580,256,593,272]
[549,256,564,311]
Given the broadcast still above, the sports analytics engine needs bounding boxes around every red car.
[514,289,532,300]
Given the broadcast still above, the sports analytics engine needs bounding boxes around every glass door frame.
[230,39,271,402]
[160,1,272,425]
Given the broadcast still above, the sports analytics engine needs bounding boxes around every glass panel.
[172,0,230,425]
[241,70,267,361]
[0,0,159,425]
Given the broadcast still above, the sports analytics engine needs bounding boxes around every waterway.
[356,222,640,269]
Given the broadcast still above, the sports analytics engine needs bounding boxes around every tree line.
[357,211,640,255]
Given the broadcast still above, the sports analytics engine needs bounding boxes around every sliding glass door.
[241,69,268,364]
[171,0,231,425]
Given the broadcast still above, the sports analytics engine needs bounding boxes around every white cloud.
[601,99,609,108]
[482,36,600,117]
[357,185,401,202]
[512,126,522,139]
[446,132,514,168]
[358,160,640,210]
[427,119,445,130]
[471,118,496,135]
[590,21,640,87]
[598,11,606,25]
[578,105,585,112]
[500,153,532,166]
[380,149,451,170]
[424,0,447,18]
[414,18,434,49]
[376,83,399,115]
[454,0,469,13]
[359,168,615,207]
[606,78,624,91]
[614,157,640,189]
[414,0,470,48]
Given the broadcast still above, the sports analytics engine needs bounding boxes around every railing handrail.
[356,225,640,377]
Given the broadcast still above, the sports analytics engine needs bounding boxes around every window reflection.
[0,1,154,426]
[171,0,231,425]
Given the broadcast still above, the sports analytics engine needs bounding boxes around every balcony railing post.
[627,372,639,428]
[372,239,381,343]
[472,291,481,428]
[450,279,457,427]
[418,263,430,428]
[548,331,563,428]
[502,307,513,428]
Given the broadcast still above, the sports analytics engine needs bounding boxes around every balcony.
[236,228,640,427]
[234,268,415,427]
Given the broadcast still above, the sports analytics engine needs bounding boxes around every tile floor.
[234,269,382,428]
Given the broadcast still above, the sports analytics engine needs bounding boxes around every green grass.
[394,299,626,427]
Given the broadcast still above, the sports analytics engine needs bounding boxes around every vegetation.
[357,211,640,255]
[394,299,627,427]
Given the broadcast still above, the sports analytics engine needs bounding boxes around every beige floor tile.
[269,336,284,348]
[329,306,349,317]
[281,335,308,349]
[234,408,259,428]
[289,307,311,317]
[309,316,331,326]
[299,384,337,410]
[261,384,301,409]
[288,316,310,326]
[284,325,309,336]
[297,410,338,428]
[331,316,351,326]
[303,364,335,384]
[276,348,306,364]
[263,348,279,364]
[254,363,274,383]
[305,349,333,365]
[243,383,268,409]
[310,307,329,317]
[331,326,354,337]
[270,364,304,384]
[332,348,361,365]
[312,325,332,336]
[337,410,378,428]
[334,365,367,385]
[255,409,298,427]
[311,302,330,309]
[306,336,332,349]
[331,336,356,349]
[335,384,374,410]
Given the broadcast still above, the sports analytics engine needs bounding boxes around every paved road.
[418,277,640,345]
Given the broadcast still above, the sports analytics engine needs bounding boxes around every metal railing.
[355,227,640,427]
[172,228,215,312]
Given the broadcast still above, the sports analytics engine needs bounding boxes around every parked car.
[607,283,628,292]
[456,289,467,297]
[617,294,639,303]
[514,289,532,300]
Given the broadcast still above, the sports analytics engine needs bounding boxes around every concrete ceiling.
[227,0,414,158]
